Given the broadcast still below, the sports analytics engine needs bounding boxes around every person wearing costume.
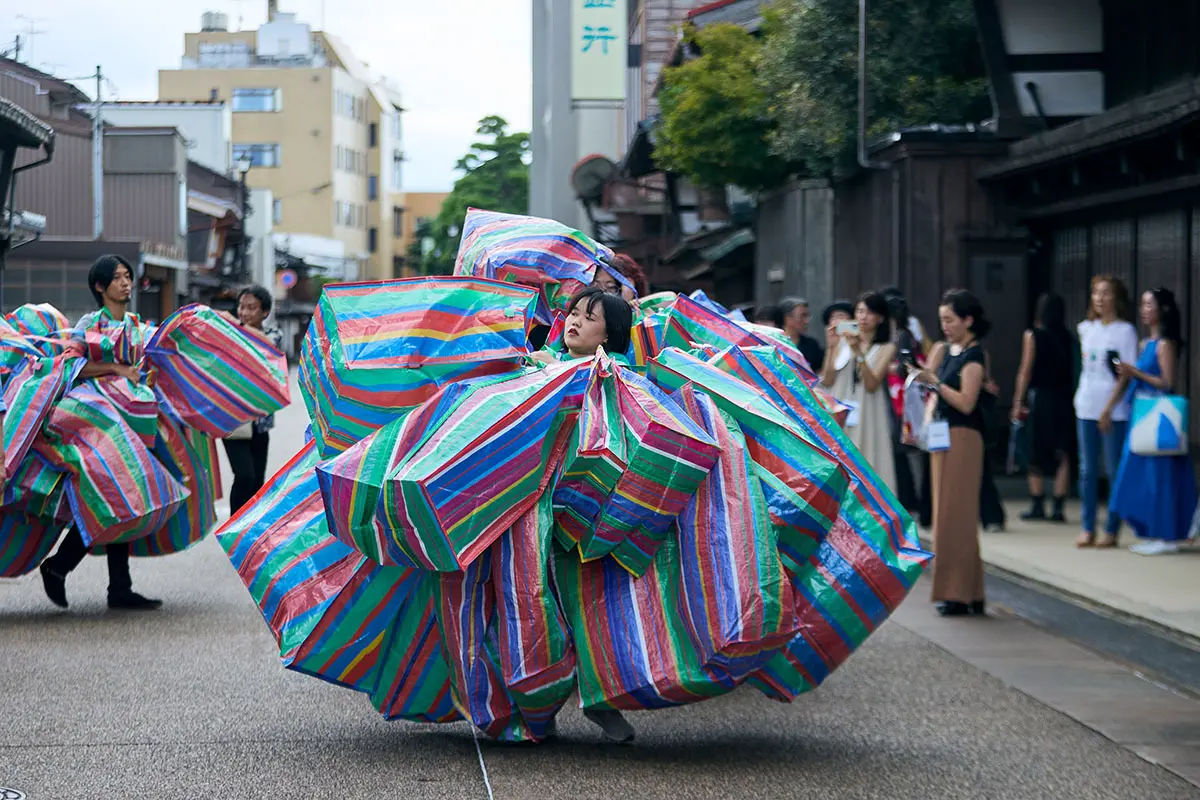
[39,256,162,611]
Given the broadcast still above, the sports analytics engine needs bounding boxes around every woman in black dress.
[1011,293,1077,522]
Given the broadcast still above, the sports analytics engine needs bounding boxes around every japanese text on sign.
[571,0,627,102]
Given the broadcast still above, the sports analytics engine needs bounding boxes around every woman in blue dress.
[1109,287,1197,555]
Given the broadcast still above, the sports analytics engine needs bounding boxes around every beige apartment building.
[158,8,405,281]
[394,191,449,274]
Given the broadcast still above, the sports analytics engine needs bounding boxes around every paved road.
[1,372,1196,799]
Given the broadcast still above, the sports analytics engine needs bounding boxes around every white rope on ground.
[471,725,496,800]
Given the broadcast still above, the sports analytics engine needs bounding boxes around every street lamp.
[235,156,252,281]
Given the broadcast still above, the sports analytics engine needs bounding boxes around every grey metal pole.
[858,0,888,171]
[92,65,104,238]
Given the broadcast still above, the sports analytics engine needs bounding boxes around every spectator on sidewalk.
[886,293,922,512]
[1012,293,1077,523]
[753,304,784,329]
[911,289,991,617]
[822,292,897,495]
[1109,288,1197,556]
[1074,276,1139,548]
[882,286,933,357]
[223,285,284,515]
[979,349,1007,533]
[780,296,824,371]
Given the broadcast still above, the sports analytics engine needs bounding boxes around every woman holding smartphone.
[1074,276,1138,548]
[822,291,897,494]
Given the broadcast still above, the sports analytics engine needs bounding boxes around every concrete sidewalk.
[971,500,1200,643]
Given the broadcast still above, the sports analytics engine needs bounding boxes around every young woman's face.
[564,299,608,357]
[1140,291,1159,328]
[237,292,268,329]
[855,302,882,335]
[939,305,972,344]
[1091,280,1116,319]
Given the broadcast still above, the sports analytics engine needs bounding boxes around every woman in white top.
[1073,275,1139,548]
[821,291,898,495]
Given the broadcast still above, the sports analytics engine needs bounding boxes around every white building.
[101,100,234,176]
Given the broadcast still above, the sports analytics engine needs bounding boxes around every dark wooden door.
[966,242,1029,408]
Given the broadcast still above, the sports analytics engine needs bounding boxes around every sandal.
[1095,534,1119,548]
[1075,532,1095,548]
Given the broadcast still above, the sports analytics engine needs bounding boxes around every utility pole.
[92,65,104,239]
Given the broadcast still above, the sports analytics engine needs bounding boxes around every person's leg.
[224,438,256,514]
[1024,470,1046,519]
[39,526,89,608]
[1098,421,1128,544]
[105,542,162,610]
[1051,455,1071,522]
[582,708,635,744]
[980,456,1005,531]
[1076,419,1100,544]
[251,431,270,490]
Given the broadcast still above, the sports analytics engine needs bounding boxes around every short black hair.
[821,299,855,327]
[886,293,910,326]
[778,296,809,318]
[88,254,134,306]
[566,286,632,356]
[237,284,273,315]
[754,304,784,328]
[941,288,993,338]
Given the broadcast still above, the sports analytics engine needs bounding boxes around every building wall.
[102,130,189,253]
[396,192,449,257]
[159,66,343,244]
[102,103,233,175]
[755,180,835,318]
[10,130,93,237]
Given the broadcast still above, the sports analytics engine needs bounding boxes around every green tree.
[760,0,992,178]
[656,23,791,193]
[417,116,530,274]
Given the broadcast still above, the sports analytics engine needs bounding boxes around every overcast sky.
[2,0,532,191]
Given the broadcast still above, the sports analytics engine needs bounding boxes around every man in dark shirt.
[780,296,824,371]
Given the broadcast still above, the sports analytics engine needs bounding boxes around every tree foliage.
[656,23,791,192]
[760,0,992,178]
[417,116,530,274]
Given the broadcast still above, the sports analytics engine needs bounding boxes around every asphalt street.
[1,371,1196,799]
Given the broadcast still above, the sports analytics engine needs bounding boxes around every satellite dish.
[571,154,618,204]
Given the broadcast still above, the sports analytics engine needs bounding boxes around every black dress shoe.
[108,591,163,611]
[936,601,971,617]
[969,601,987,616]
[40,562,68,609]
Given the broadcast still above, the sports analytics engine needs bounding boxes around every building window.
[368,123,378,148]
[232,87,281,112]
[368,227,378,253]
[368,175,379,201]
[391,109,401,138]
[233,143,281,168]
[273,199,283,224]
[392,206,404,238]
[391,150,403,190]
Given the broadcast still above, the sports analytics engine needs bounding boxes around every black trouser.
[980,454,1007,528]
[44,529,132,595]
[224,430,270,514]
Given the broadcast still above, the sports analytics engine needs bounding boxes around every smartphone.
[1106,349,1121,378]
[899,348,917,369]
[837,321,860,336]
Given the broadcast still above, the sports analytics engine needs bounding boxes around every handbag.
[1129,394,1189,456]
[226,421,254,441]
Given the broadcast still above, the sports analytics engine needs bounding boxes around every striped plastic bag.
[300,277,536,456]
[551,356,627,551]
[671,384,800,683]
[490,487,576,738]
[0,512,64,578]
[126,413,219,556]
[649,348,849,571]
[435,552,532,741]
[662,294,816,379]
[3,354,70,470]
[369,569,461,723]
[586,367,720,577]
[218,443,419,693]
[453,208,611,325]
[0,318,44,376]
[147,303,290,438]
[372,361,590,572]
[34,384,188,547]
[89,376,159,450]
[6,303,71,339]
[556,533,734,711]
[318,371,522,568]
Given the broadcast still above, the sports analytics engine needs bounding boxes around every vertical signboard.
[571,0,627,102]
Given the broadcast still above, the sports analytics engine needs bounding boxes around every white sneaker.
[1129,540,1180,556]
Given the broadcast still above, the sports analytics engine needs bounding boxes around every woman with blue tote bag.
[1108,287,1197,556]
